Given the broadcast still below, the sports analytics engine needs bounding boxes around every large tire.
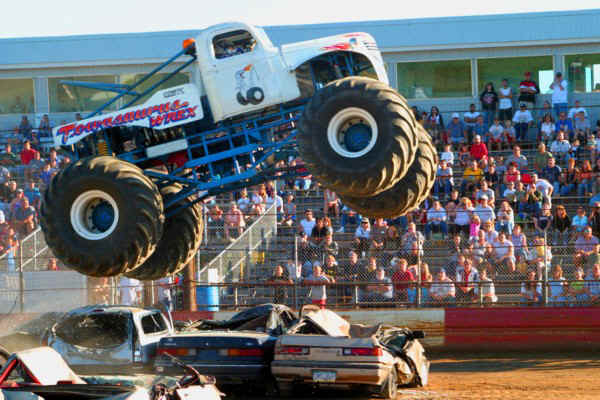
[125,185,203,281]
[298,76,417,197]
[339,126,437,218]
[40,156,164,277]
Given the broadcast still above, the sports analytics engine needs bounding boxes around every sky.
[1,0,598,39]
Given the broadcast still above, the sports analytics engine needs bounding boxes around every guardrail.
[196,202,278,283]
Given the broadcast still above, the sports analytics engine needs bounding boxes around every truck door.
[201,29,292,121]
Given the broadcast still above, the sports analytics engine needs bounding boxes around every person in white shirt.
[156,276,173,311]
[549,72,568,118]
[487,117,504,149]
[440,143,454,165]
[498,79,513,121]
[463,103,481,141]
[531,173,553,204]
[298,209,316,236]
[479,268,498,303]
[425,201,448,239]
[550,131,571,163]
[119,276,142,306]
[512,103,534,141]
[567,100,588,120]
[237,188,251,213]
[430,268,455,305]
[539,113,556,144]
[474,196,495,224]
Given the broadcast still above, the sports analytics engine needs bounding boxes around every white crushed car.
[271,308,429,399]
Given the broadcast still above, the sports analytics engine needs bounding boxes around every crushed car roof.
[11,347,86,385]
[304,309,351,337]
[184,304,296,331]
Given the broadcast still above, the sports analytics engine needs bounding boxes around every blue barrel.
[196,286,219,311]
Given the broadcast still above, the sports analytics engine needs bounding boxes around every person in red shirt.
[391,258,415,304]
[469,135,488,161]
[20,140,38,165]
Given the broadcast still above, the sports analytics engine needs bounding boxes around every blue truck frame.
[61,45,370,215]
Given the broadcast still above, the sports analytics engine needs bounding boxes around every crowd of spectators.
[258,70,600,308]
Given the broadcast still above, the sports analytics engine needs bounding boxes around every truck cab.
[194,22,301,122]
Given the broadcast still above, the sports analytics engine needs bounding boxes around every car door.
[135,312,171,364]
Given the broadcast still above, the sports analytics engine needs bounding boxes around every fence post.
[543,231,548,305]
[416,252,422,308]
[34,231,37,271]
[18,244,24,313]
[234,285,238,309]
[294,236,299,310]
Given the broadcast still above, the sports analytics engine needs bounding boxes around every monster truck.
[40,22,437,280]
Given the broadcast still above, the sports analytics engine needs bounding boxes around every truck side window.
[213,30,256,59]
[141,313,168,334]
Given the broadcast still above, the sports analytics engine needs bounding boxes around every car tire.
[298,76,417,197]
[382,366,398,400]
[338,126,437,218]
[125,184,203,280]
[40,156,164,277]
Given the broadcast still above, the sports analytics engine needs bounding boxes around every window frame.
[0,78,35,115]
[47,74,119,113]
[475,54,555,95]
[563,51,600,94]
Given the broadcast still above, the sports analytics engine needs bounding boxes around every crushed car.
[271,308,430,399]
[0,347,222,400]
[155,304,297,390]
[47,305,173,374]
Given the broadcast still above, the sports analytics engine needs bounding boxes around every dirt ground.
[250,352,600,400]
[399,352,600,400]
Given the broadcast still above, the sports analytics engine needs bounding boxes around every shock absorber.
[97,137,109,156]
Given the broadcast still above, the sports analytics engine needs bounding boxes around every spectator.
[320,233,339,261]
[474,195,495,225]
[521,270,542,306]
[323,189,339,219]
[475,180,495,204]
[341,250,361,284]
[503,181,517,208]
[512,103,534,141]
[446,113,466,145]
[502,120,516,145]
[38,114,51,138]
[292,158,312,191]
[481,219,499,245]
[518,71,540,112]
[541,157,561,194]
[559,158,578,196]
[484,163,500,194]
[548,265,567,306]
[28,152,45,182]
[455,258,479,303]
[479,267,498,304]
[492,230,515,267]
[472,115,487,143]
[501,163,521,196]
[391,257,415,303]
[47,258,59,271]
[463,103,481,142]
[549,72,568,118]
[237,188,251,213]
[425,201,448,240]
[573,111,591,138]
[298,209,316,236]
[589,202,600,239]
[577,160,594,197]
[531,174,553,204]
[534,203,553,238]
[338,203,360,233]
[14,197,36,237]
[534,143,553,173]
[434,159,454,199]
[267,265,292,304]
[568,100,588,120]
[567,267,588,304]
[575,227,599,268]
[469,214,481,241]
[497,78,514,121]
[39,163,54,187]
[304,263,333,309]
[496,200,515,234]
[207,205,224,240]
[550,131,571,164]
[479,82,498,127]
[551,205,571,246]
[539,113,556,144]
[487,117,505,150]
[370,218,387,253]
[312,217,332,246]
[522,183,543,219]
[555,111,574,140]
[511,224,529,263]
[18,116,33,141]
[20,140,38,167]
[224,202,245,242]
[469,134,488,161]
[440,143,454,166]
[401,222,425,256]
[585,264,600,304]
[354,217,371,255]
[430,268,455,305]
[460,160,483,196]
[119,276,143,306]
[363,267,393,305]
[572,207,589,236]
[504,146,528,170]
[282,193,296,227]
[454,197,474,236]
[0,165,9,187]
[425,106,444,145]
[457,144,470,168]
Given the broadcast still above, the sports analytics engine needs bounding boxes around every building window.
[566,54,600,93]
[396,60,471,99]
[0,79,34,114]
[477,56,553,95]
[49,75,117,113]
[119,73,190,106]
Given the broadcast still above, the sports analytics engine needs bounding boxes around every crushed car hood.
[10,347,85,385]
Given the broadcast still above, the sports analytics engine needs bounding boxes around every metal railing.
[197,202,278,283]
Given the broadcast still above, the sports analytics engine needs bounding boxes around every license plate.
[313,370,336,383]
